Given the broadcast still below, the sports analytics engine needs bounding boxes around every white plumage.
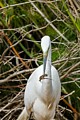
[17,36,61,120]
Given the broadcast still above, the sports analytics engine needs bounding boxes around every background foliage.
[0,0,80,120]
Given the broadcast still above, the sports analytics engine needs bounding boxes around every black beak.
[43,54,47,74]
[39,53,47,81]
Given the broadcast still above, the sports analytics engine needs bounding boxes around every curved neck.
[41,43,52,103]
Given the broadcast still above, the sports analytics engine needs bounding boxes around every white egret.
[17,36,61,120]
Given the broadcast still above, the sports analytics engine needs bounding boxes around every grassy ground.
[0,0,80,120]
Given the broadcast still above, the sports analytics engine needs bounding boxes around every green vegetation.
[0,0,80,119]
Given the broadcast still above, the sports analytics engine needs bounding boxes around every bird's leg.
[29,112,33,120]
[17,107,29,120]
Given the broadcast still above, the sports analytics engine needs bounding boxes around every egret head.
[41,36,50,54]
[41,36,51,75]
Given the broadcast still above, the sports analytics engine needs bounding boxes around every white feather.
[17,36,61,120]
